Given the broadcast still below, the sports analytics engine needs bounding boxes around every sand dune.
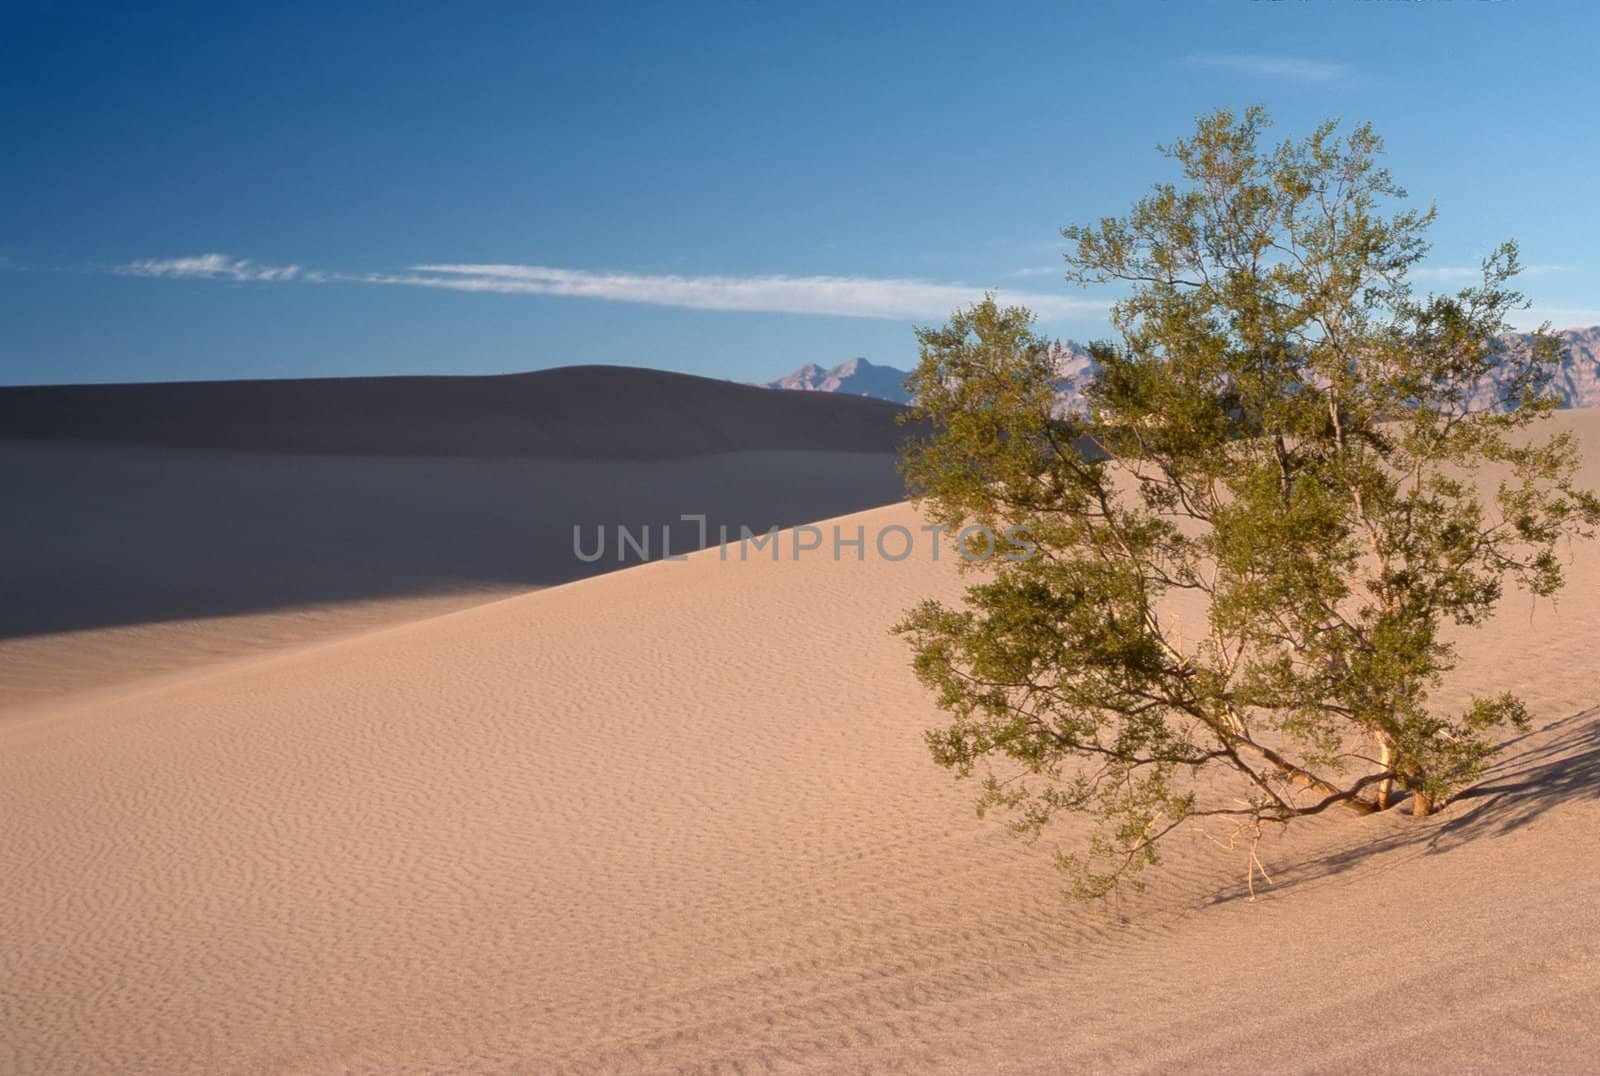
[0,366,916,712]
[3,412,1598,1072]
[0,441,906,714]
[0,365,914,458]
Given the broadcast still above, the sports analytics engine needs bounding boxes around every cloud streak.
[116,254,1112,320]
[111,254,1599,331]
[374,263,1109,321]
[1511,305,1600,332]
[118,253,303,282]
[1413,263,1573,284]
[1185,53,1348,83]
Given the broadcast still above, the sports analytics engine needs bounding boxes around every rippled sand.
[3,413,1598,1072]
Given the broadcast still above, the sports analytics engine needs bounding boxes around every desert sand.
[2,400,1598,1072]
[0,441,905,715]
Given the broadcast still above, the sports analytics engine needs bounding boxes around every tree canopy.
[897,107,1600,897]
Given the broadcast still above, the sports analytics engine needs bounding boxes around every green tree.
[896,107,1599,898]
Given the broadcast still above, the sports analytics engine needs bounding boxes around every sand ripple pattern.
[6,413,1600,1073]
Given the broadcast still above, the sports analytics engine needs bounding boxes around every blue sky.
[3,0,1597,386]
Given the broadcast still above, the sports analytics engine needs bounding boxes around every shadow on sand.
[1206,706,1600,903]
[0,366,925,641]
[0,441,909,641]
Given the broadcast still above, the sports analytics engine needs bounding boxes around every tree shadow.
[1205,705,1600,903]
[1425,708,1600,852]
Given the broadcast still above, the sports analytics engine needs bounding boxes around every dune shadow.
[0,440,911,640]
[0,365,933,641]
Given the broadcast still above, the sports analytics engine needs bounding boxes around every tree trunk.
[1412,789,1434,817]
[1376,737,1395,811]
[1230,735,1378,815]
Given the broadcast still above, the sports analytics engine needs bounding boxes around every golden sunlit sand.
[2,409,1598,1072]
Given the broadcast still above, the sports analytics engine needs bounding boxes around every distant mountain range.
[1472,325,1600,411]
[764,357,915,404]
[767,326,1600,412]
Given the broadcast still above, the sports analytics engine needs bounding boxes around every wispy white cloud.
[111,253,1105,320]
[377,263,1109,321]
[104,252,1599,332]
[1185,53,1348,83]
[1413,263,1574,284]
[1511,305,1600,332]
[118,253,302,282]
[1009,265,1063,278]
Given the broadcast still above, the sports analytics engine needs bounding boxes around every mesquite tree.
[896,108,1599,898]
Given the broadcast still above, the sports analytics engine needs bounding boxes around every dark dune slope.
[0,365,915,458]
